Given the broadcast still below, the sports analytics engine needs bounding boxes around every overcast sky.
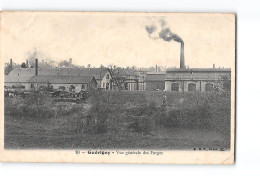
[1,12,235,68]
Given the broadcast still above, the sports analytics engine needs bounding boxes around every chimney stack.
[213,64,215,68]
[35,59,38,76]
[69,58,72,66]
[26,59,29,68]
[10,59,13,69]
[180,42,185,69]
[156,64,158,72]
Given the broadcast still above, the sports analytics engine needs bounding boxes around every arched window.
[188,83,196,91]
[171,83,179,91]
[106,74,109,79]
[205,83,214,91]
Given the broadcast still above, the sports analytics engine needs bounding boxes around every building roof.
[166,68,231,72]
[5,75,33,83]
[145,72,165,82]
[165,68,230,81]
[8,67,110,80]
[28,75,96,84]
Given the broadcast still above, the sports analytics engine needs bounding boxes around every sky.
[1,12,235,68]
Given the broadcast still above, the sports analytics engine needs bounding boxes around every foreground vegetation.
[4,90,231,150]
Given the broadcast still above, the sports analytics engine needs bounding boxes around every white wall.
[100,71,112,90]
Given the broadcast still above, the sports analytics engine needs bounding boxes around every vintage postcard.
[0,12,235,164]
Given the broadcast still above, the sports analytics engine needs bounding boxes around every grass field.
[4,91,231,150]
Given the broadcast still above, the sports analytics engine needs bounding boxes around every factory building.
[5,59,113,91]
[145,72,165,91]
[28,75,97,93]
[163,37,231,92]
[112,68,139,90]
[165,68,231,92]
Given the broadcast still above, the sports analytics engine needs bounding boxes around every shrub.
[160,109,181,127]
[128,115,156,135]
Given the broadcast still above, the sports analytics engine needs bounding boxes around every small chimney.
[10,59,13,69]
[213,64,215,68]
[156,64,158,72]
[35,59,38,76]
[69,58,72,66]
[26,59,29,68]
[180,42,185,69]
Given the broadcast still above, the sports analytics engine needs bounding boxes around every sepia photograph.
[0,12,235,164]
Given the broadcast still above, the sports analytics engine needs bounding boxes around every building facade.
[145,72,165,91]
[5,67,112,91]
[112,68,139,90]
[28,76,97,92]
[165,68,231,92]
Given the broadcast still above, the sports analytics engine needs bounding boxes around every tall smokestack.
[35,59,38,76]
[180,42,185,69]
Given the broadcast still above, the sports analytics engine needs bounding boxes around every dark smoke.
[159,28,183,43]
[145,20,183,44]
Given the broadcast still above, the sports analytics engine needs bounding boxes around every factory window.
[106,74,109,79]
[205,83,214,91]
[188,83,196,91]
[171,83,179,91]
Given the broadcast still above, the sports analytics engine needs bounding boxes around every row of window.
[171,83,214,91]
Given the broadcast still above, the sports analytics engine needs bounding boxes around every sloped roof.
[8,68,35,76]
[145,72,165,82]
[5,75,33,83]
[8,67,110,80]
[28,75,96,84]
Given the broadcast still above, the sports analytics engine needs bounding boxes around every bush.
[4,98,24,116]
[128,115,156,135]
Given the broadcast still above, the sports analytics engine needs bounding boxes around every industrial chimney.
[35,59,38,76]
[180,42,185,69]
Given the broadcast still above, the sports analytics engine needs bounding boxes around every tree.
[21,62,27,68]
[215,74,231,92]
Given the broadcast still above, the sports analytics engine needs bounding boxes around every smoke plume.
[159,28,183,43]
[145,19,183,44]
